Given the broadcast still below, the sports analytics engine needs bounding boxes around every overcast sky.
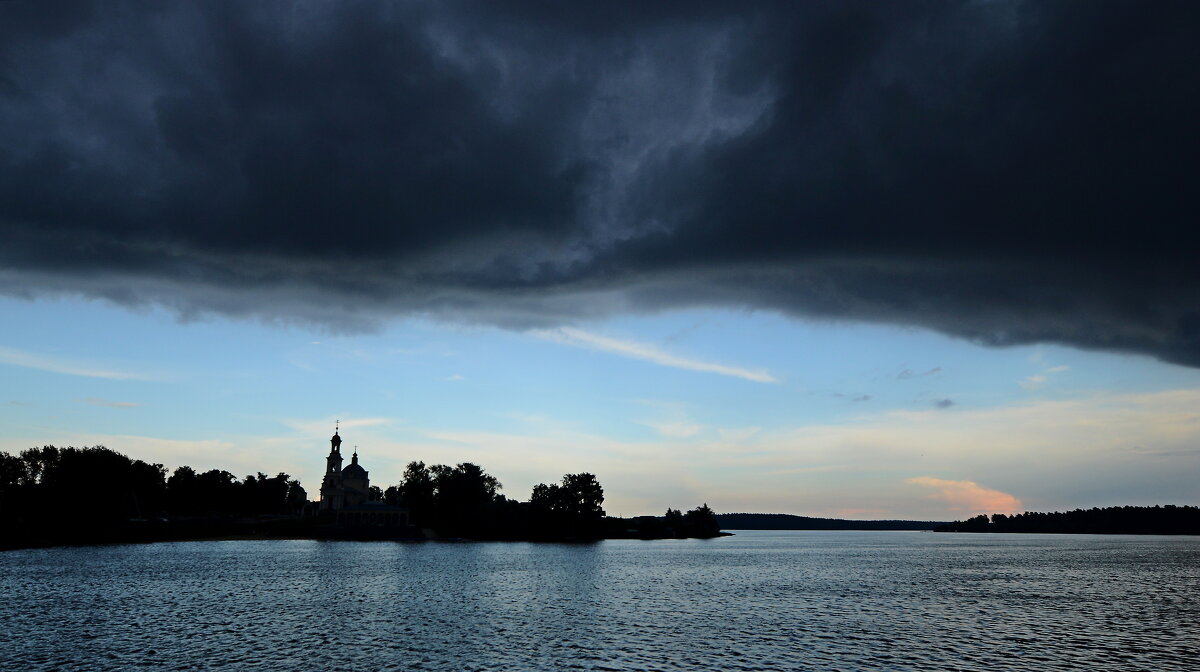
[2,1,1198,518]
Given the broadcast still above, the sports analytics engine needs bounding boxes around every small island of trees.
[0,445,725,550]
[935,505,1200,535]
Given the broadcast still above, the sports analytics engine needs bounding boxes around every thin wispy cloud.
[81,397,141,408]
[1130,445,1198,458]
[0,345,147,380]
[644,421,704,438]
[532,327,779,383]
[635,401,705,439]
[1019,374,1046,390]
[716,426,761,443]
[897,367,941,380]
[1020,363,1070,390]
[282,416,396,436]
[638,415,700,441]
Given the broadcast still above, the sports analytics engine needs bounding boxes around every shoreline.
[0,523,734,552]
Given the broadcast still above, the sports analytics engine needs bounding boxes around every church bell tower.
[320,422,345,510]
[326,423,343,474]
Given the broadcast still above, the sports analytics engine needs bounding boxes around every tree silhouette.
[683,503,721,537]
[664,507,684,528]
[394,461,436,525]
[559,473,605,520]
[529,473,606,537]
[286,479,307,511]
[431,462,502,536]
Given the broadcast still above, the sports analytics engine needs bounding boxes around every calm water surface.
[1,531,1197,671]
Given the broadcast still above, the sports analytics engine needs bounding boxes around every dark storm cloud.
[2,1,1199,363]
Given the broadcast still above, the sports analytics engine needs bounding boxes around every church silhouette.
[318,423,370,510]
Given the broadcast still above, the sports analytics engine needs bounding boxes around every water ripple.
[1,532,1198,671]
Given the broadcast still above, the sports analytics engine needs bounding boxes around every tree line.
[0,445,725,546]
[374,461,608,539]
[374,460,720,539]
[935,505,1199,534]
[629,505,723,539]
[0,446,307,543]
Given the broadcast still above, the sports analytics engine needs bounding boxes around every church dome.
[342,451,367,480]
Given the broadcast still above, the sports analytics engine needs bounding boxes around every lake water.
[1,531,1197,671]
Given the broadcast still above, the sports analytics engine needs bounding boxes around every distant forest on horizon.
[717,513,944,530]
[719,508,1199,535]
[935,506,1200,535]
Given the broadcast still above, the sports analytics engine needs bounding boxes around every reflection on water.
[2,531,1198,671]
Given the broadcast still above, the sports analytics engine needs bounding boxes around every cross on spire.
[330,421,343,452]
